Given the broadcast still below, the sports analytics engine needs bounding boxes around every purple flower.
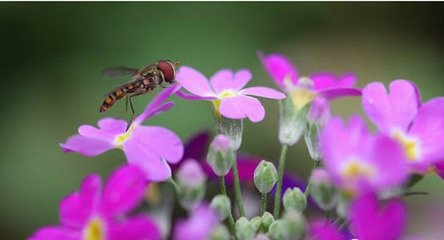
[350,193,406,240]
[435,161,444,179]
[175,66,286,122]
[61,85,184,182]
[173,203,220,240]
[362,80,444,172]
[320,115,409,195]
[258,51,361,109]
[28,165,161,240]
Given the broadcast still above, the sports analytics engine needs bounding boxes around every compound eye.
[158,60,175,83]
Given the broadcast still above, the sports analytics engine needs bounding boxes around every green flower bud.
[283,187,307,212]
[215,117,243,150]
[210,224,230,240]
[269,211,306,240]
[236,217,255,240]
[310,169,338,211]
[250,216,262,233]
[254,160,278,194]
[210,194,232,221]
[260,211,274,232]
[207,134,234,176]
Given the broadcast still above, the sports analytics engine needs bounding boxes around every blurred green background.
[1,2,444,239]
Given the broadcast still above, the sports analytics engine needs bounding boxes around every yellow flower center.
[392,131,420,161]
[288,77,316,111]
[115,124,136,148]
[84,218,104,240]
[211,90,237,120]
[341,160,375,179]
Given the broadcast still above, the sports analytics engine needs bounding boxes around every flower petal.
[409,97,444,165]
[258,51,298,91]
[318,88,362,100]
[97,118,128,134]
[310,72,357,91]
[133,84,180,124]
[219,95,265,122]
[210,69,234,94]
[100,165,147,217]
[362,80,420,132]
[240,87,286,99]
[351,193,406,240]
[60,135,114,157]
[175,66,215,97]
[309,220,345,240]
[108,215,161,240]
[131,126,184,164]
[78,125,115,142]
[232,69,253,90]
[176,90,217,100]
[28,226,79,240]
[123,139,172,181]
[60,174,102,229]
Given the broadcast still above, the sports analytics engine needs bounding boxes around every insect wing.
[102,67,139,78]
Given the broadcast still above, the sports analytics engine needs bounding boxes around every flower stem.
[220,176,236,234]
[231,151,246,217]
[273,144,288,218]
[168,178,181,194]
[260,193,267,215]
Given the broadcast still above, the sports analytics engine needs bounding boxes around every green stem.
[273,144,288,218]
[168,178,181,194]
[261,193,267,215]
[232,151,245,217]
[220,176,236,234]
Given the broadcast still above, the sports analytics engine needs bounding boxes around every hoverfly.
[100,60,180,123]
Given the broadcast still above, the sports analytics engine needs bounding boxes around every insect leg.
[126,90,147,130]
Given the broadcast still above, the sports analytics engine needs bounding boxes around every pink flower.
[173,203,220,240]
[28,165,161,240]
[362,80,444,172]
[308,220,346,240]
[258,51,361,110]
[320,115,409,195]
[350,193,406,240]
[175,66,286,122]
[61,85,184,181]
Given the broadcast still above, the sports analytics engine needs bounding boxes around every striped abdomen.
[99,83,136,112]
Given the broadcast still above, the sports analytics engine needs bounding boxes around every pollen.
[219,89,236,98]
[115,125,136,147]
[341,160,374,179]
[393,131,420,161]
[84,218,105,240]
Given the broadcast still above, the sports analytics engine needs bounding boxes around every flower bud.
[175,159,207,210]
[269,211,306,240]
[215,117,243,150]
[236,217,255,240]
[305,98,330,161]
[210,224,230,240]
[278,97,308,146]
[207,134,234,176]
[250,216,262,233]
[210,194,231,221]
[260,211,274,232]
[309,169,338,211]
[254,160,278,194]
[283,187,307,212]
[253,234,270,240]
